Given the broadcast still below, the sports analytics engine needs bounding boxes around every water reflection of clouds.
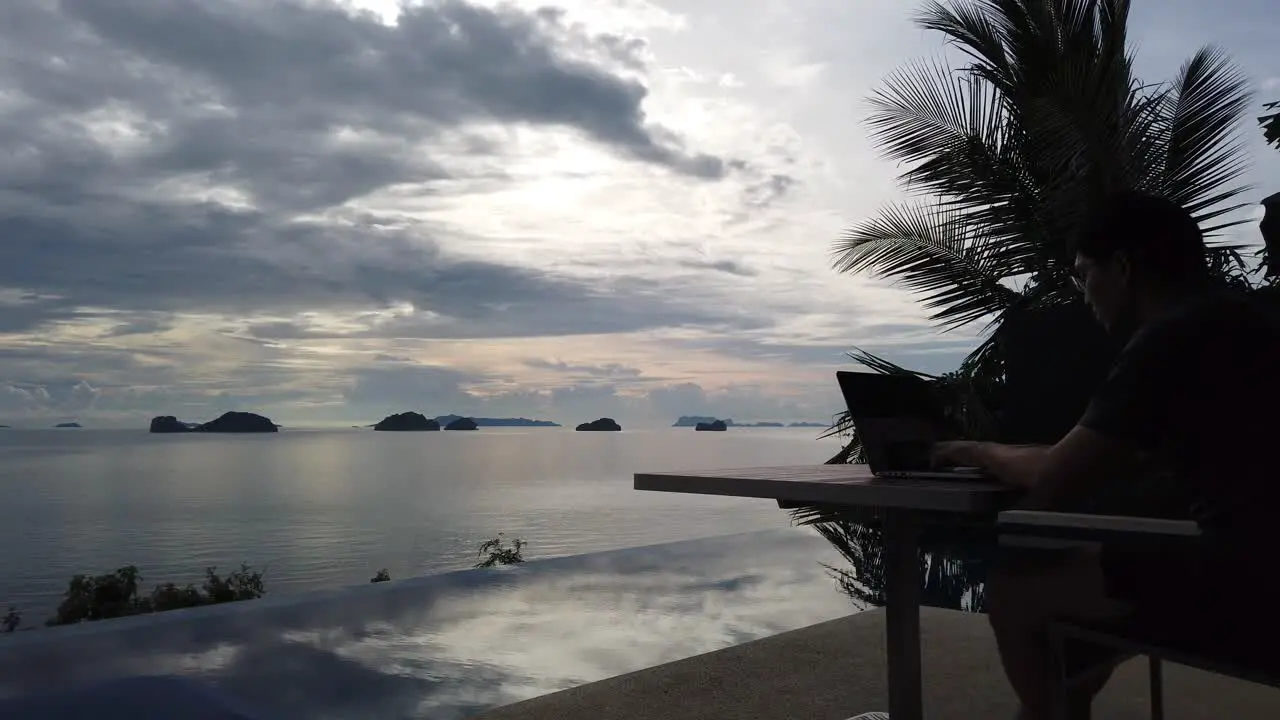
[0,529,854,719]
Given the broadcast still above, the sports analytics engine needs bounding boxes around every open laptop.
[836,370,987,480]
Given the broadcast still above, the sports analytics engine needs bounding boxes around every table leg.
[883,508,923,720]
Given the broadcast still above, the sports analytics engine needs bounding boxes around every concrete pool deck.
[473,607,1280,720]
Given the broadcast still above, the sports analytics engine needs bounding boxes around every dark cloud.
[1,0,726,213]
[0,0,745,336]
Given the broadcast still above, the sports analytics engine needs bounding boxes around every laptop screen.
[837,371,947,425]
[883,439,933,471]
[837,372,955,473]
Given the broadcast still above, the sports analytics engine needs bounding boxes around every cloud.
[674,258,757,277]
[0,0,1005,426]
[522,359,645,378]
[0,0,747,330]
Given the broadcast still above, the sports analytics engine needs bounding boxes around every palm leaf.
[1261,101,1280,149]
[833,202,1021,328]
[1155,46,1253,227]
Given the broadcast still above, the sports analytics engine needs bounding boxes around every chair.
[999,510,1280,720]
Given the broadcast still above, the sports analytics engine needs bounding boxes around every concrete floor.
[472,607,1280,719]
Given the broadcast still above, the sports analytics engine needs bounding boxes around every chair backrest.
[998,303,1121,444]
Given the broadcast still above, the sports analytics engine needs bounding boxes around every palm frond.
[833,202,1021,328]
[1260,101,1280,149]
[1156,46,1253,225]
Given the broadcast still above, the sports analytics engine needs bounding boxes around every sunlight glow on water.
[0,427,841,619]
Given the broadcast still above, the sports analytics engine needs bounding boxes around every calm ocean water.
[0,427,840,621]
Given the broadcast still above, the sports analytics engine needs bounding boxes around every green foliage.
[46,564,265,627]
[370,569,391,583]
[1261,101,1280,149]
[475,534,526,568]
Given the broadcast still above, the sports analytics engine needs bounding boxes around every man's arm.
[974,311,1187,507]
[1015,428,1144,508]
[962,442,1051,489]
[956,432,1144,508]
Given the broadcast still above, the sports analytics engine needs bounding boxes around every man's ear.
[1114,251,1133,286]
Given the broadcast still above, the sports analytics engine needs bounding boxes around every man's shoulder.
[1119,291,1273,369]
[1146,291,1272,339]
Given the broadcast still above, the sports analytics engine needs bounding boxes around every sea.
[0,426,843,623]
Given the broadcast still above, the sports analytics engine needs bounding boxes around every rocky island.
[694,420,728,431]
[444,416,478,431]
[55,422,82,428]
[148,412,278,433]
[150,416,198,433]
[576,418,621,431]
[198,412,278,433]
[374,412,440,431]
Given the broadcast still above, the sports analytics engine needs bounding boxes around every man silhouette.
[934,191,1280,719]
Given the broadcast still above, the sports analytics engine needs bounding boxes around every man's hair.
[1073,190,1208,286]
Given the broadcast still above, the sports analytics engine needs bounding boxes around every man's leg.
[986,547,1130,720]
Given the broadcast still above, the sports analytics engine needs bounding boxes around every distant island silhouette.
[673,416,825,428]
[673,416,731,427]
[373,412,439,431]
[435,414,558,427]
[576,418,622,431]
[695,420,728,431]
[149,412,277,433]
[54,422,82,429]
[444,416,478,431]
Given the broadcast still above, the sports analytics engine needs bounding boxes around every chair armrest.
[998,510,1200,544]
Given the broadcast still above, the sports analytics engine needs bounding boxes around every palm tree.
[840,0,1253,360]
[793,0,1257,612]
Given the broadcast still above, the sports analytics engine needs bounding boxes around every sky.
[0,0,1277,428]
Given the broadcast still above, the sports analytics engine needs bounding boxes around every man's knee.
[985,547,1120,629]
[985,561,1037,632]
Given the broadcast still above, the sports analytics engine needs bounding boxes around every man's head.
[1072,191,1208,335]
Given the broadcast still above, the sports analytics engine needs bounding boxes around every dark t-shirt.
[1079,291,1280,549]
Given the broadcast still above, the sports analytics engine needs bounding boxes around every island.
[694,420,728,432]
[435,414,559,427]
[374,412,440,432]
[576,418,622,431]
[198,412,278,433]
[150,416,198,433]
[673,416,735,428]
[788,422,828,428]
[738,421,785,427]
[444,417,479,431]
[149,411,278,433]
[54,422,82,428]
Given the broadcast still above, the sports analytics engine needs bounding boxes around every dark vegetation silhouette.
[3,535,527,632]
[792,0,1276,613]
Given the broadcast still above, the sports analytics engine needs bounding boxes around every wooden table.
[634,465,1018,720]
